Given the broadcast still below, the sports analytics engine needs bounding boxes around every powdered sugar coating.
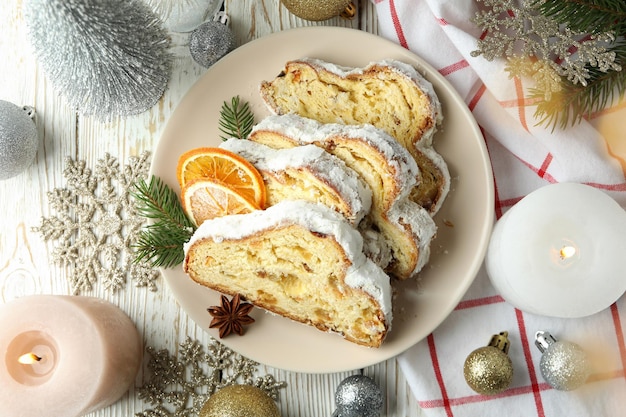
[184,200,393,323]
[387,199,437,275]
[251,114,420,202]
[220,138,372,224]
[359,226,393,270]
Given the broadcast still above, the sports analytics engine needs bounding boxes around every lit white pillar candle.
[0,295,142,417]
[486,182,626,318]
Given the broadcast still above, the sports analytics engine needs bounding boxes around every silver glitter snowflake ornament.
[136,337,287,417]
[33,152,160,294]
[472,0,620,90]
[24,0,172,118]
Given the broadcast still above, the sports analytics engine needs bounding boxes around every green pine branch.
[532,61,626,129]
[526,0,626,130]
[531,0,626,34]
[218,96,255,140]
[131,175,196,268]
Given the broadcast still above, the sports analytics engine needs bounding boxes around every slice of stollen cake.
[248,114,437,280]
[183,200,392,348]
[220,138,372,226]
[259,57,450,215]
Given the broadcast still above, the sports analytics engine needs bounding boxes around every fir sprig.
[131,175,196,268]
[218,96,255,140]
[532,0,626,34]
[533,60,626,128]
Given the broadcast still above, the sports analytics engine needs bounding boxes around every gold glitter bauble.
[280,0,354,21]
[199,385,281,417]
[463,331,514,395]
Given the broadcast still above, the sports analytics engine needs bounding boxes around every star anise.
[207,294,255,338]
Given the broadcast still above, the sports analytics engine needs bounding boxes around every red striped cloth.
[372,0,626,415]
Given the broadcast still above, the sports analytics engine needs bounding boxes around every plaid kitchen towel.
[371,0,626,415]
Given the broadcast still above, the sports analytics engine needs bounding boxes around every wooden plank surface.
[0,0,422,415]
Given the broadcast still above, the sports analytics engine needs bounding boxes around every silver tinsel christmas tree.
[24,0,172,118]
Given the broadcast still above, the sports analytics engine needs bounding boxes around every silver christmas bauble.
[332,374,383,417]
[189,12,235,68]
[0,100,38,180]
[535,331,591,391]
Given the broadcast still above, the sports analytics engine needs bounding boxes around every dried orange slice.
[177,147,266,208]
[181,178,260,226]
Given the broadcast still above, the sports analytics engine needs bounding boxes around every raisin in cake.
[183,200,392,348]
[249,114,436,280]
[220,138,371,225]
[259,58,450,215]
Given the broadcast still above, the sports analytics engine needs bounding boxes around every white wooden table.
[0,0,423,415]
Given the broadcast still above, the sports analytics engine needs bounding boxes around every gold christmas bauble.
[463,331,514,395]
[199,385,281,417]
[280,0,355,21]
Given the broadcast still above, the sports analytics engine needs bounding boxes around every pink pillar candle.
[0,295,143,417]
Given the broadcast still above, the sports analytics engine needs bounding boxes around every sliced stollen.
[259,57,450,215]
[183,200,392,348]
[220,138,372,226]
[409,145,451,215]
[248,114,437,280]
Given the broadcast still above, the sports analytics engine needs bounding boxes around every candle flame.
[18,353,42,365]
[560,245,576,260]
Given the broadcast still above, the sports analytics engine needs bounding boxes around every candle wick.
[559,245,576,260]
[18,353,43,364]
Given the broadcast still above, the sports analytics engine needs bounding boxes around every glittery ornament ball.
[281,0,352,21]
[540,341,591,391]
[0,101,38,180]
[189,21,236,68]
[199,385,281,417]
[334,375,383,417]
[463,346,513,395]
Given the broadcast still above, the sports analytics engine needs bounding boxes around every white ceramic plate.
[151,27,494,373]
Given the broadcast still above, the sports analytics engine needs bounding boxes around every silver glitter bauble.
[189,12,236,68]
[463,331,514,395]
[0,101,38,180]
[199,385,281,417]
[535,331,591,391]
[24,0,171,118]
[280,0,355,21]
[332,375,383,417]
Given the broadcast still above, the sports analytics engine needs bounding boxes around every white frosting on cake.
[359,226,393,270]
[387,199,437,275]
[251,113,420,202]
[219,138,372,224]
[184,200,393,322]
